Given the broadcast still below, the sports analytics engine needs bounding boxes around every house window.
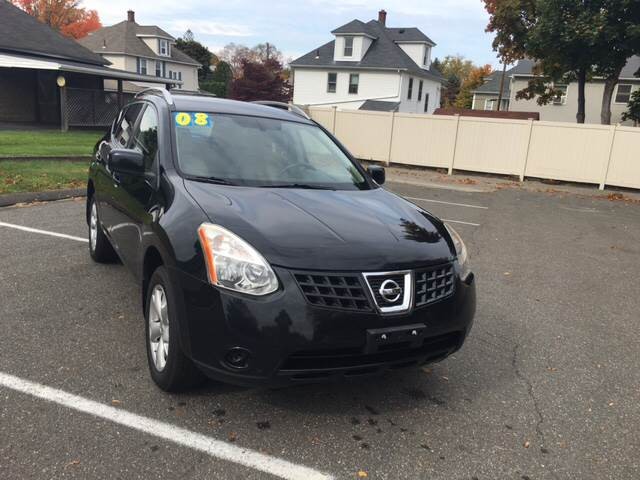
[615,84,633,104]
[407,78,413,100]
[552,84,568,105]
[423,47,429,66]
[155,61,163,77]
[485,99,496,110]
[159,39,170,57]
[418,80,423,101]
[348,73,359,94]
[344,37,354,57]
[327,72,337,93]
[137,58,147,75]
[424,93,430,113]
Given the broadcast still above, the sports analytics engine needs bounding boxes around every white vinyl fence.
[308,107,640,190]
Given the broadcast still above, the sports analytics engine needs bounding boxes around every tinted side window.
[113,104,143,148]
[132,106,159,172]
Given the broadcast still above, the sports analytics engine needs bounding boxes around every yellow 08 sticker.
[174,112,211,127]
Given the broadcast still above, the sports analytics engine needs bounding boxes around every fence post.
[448,115,461,175]
[386,110,396,166]
[520,118,535,181]
[600,124,618,190]
[331,106,337,135]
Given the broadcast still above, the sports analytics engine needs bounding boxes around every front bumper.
[170,265,476,387]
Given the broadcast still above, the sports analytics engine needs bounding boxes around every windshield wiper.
[188,175,235,186]
[263,183,336,190]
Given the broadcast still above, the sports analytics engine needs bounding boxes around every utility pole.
[496,61,507,111]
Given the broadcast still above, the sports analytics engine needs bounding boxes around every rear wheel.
[88,197,116,263]
[145,266,204,392]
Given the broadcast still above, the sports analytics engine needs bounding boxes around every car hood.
[184,181,455,271]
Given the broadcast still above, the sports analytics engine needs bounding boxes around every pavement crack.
[511,344,554,461]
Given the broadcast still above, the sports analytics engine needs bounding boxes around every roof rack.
[135,87,174,106]
[252,101,310,120]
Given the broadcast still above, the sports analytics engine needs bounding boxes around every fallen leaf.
[441,376,449,381]
[421,367,433,375]
[524,441,530,448]
[608,402,614,407]
[65,460,80,468]
[547,367,557,372]
[504,272,512,276]
[228,432,237,442]
[111,399,121,406]
[357,471,368,478]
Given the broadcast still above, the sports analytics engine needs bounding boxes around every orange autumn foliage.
[11,0,101,39]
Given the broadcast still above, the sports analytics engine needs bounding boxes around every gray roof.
[79,20,200,66]
[292,19,445,83]
[386,27,435,46]
[331,20,376,37]
[474,67,514,96]
[359,100,400,112]
[510,56,640,79]
[0,0,107,66]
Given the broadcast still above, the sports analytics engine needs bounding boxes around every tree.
[455,64,493,109]
[175,31,218,80]
[252,43,283,63]
[437,55,490,107]
[231,58,290,102]
[484,0,640,124]
[200,60,234,97]
[12,0,101,39]
[217,43,258,78]
[622,89,640,126]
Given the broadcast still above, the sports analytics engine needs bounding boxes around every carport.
[0,1,181,131]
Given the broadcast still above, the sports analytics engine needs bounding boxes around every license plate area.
[365,323,426,354]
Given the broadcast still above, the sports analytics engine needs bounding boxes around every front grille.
[414,263,455,307]
[294,272,372,312]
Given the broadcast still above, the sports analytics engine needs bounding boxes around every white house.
[291,10,445,114]
[78,10,201,92]
[472,57,640,124]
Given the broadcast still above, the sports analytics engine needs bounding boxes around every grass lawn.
[0,160,88,194]
[0,130,103,157]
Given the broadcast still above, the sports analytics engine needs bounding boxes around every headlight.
[444,223,469,274]
[198,223,278,296]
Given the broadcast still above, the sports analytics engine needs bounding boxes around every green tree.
[622,89,640,126]
[484,0,640,124]
[175,30,218,81]
[437,55,491,107]
[200,60,234,97]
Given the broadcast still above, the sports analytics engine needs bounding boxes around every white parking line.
[403,196,488,210]
[0,371,333,480]
[442,218,481,227]
[0,221,88,243]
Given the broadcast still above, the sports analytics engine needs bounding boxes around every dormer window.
[159,39,170,57]
[423,48,428,66]
[343,37,354,57]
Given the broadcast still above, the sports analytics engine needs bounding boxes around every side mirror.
[367,165,386,185]
[109,149,144,175]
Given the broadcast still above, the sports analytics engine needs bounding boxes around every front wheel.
[88,197,116,263]
[145,266,205,392]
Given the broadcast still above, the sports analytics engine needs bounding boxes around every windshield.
[172,112,368,190]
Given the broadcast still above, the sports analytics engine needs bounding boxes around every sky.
[83,0,500,68]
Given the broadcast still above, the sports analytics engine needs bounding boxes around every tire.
[145,266,205,392]
[88,197,116,263]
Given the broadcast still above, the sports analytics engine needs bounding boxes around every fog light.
[224,347,250,369]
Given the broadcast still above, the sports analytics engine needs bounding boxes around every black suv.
[87,89,476,391]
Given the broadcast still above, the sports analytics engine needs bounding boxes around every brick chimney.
[127,10,135,22]
[378,9,387,26]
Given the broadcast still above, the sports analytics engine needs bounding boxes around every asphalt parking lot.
[1,180,639,480]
